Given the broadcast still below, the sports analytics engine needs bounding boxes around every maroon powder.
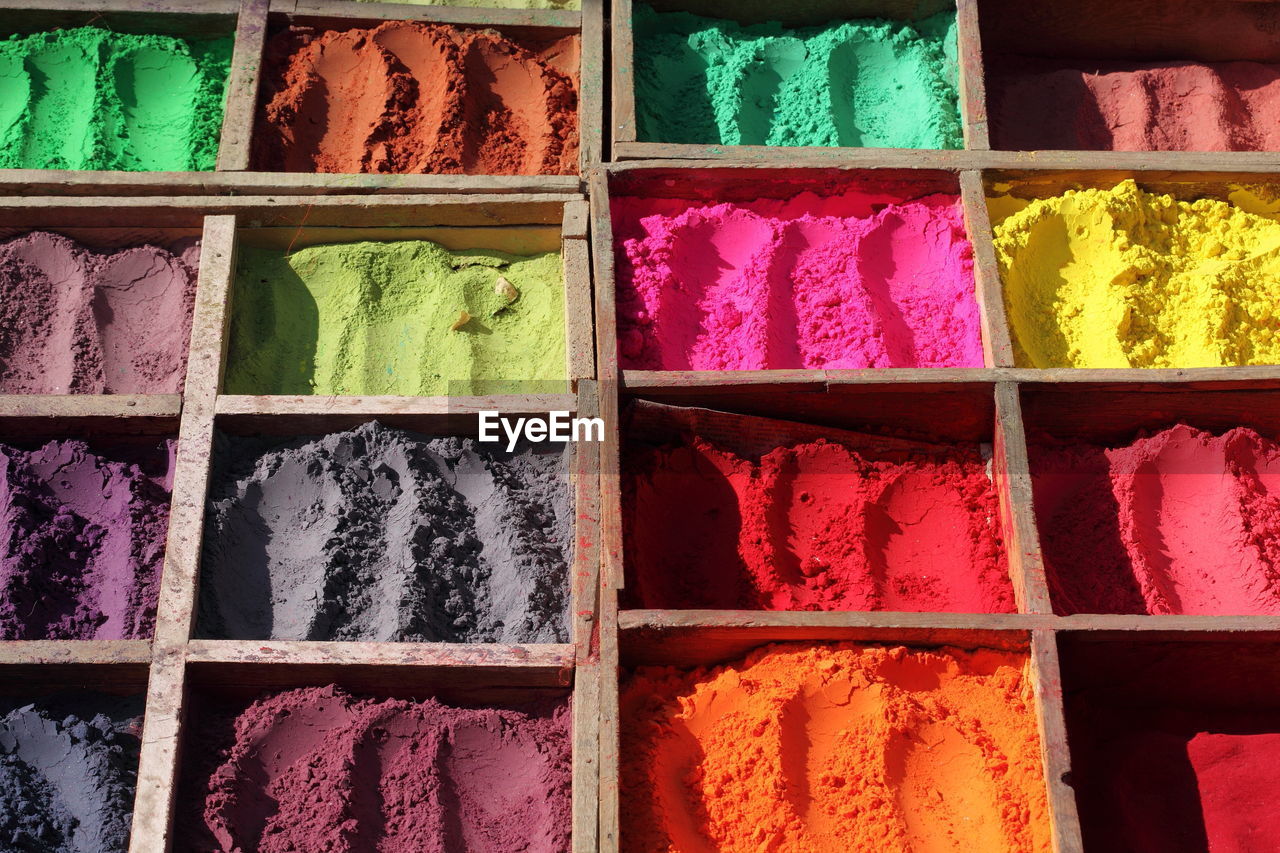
[0,438,174,640]
[179,685,572,853]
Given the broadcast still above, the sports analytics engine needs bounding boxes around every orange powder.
[620,643,1052,852]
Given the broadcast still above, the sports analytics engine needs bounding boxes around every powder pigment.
[224,240,566,396]
[179,685,571,853]
[0,693,143,853]
[254,21,579,175]
[989,57,1280,151]
[994,180,1280,368]
[1033,424,1280,616]
[622,642,1051,852]
[0,26,232,171]
[614,192,981,370]
[0,232,198,394]
[626,429,1011,612]
[633,5,961,148]
[199,422,573,643]
[0,438,173,640]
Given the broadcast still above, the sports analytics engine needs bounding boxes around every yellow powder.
[993,180,1280,368]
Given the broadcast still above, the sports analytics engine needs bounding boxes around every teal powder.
[633,5,962,149]
[0,26,233,171]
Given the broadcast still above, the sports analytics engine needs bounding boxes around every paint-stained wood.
[961,170,1013,367]
[214,393,578,418]
[216,0,269,172]
[571,382,604,660]
[0,641,152,666]
[186,639,575,669]
[995,382,1053,614]
[610,0,637,154]
[579,0,605,170]
[955,0,988,149]
[0,171,581,196]
[277,0,580,29]
[563,200,597,380]
[128,647,187,853]
[1030,630,1086,853]
[0,395,180,420]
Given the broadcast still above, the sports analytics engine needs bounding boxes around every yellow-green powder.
[225,240,566,395]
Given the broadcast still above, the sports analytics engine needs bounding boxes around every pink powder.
[1034,424,1280,615]
[613,191,983,370]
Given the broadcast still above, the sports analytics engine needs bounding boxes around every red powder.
[253,21,579,175]
[1033,424,1280,615]
[989,57,1280,151]
[624,435,1013,612]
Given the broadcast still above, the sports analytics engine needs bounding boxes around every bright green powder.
[355,0,578,7]
[633,5,962,149]
[0,26,232,171]
[225,240,567,396]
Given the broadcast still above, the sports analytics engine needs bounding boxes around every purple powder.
[0,439,174,640]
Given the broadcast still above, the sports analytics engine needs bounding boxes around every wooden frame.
[0,0,600,195]
[610,0,987,160]
[0,195,600,853]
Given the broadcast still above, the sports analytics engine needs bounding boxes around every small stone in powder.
[198,422,573,643]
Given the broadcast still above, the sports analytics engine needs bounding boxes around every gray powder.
[198,421,573,643]
[0,693,143,853]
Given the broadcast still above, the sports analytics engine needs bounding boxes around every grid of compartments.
[0,0,603,194]
[592,128,1280,853]
[0,192,603,852]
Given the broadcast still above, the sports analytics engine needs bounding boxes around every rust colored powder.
[621,643,1051,852]
[253,21,579,175]
[624,436,1012,613]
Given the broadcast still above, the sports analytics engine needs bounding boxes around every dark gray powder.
[197,421,574,643]
[0,693,143,853]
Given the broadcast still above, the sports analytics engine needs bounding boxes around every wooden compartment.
[592,163,1010,380]
[0,0,602,195]
[1058,631,1280,852]
[611,0,987,162]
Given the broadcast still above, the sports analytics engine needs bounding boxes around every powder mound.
[254,20,579,175]
[615,192,981,370]
[633,5,962,149]
[621,642,1051,852]
[995,180,1280,368]
[0,26,232,171]
[1034,423,1280,616]
[0,438,173,640]
[0,693,143,853]
[225,239,566,396]
[990,57,1280,151]
[199,421,573,643]
[625,432,1012,612]
[181,685,572,853]
[0,231,198,394]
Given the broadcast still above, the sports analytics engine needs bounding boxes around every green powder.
[225,240,567,396]
[0,26,232,171]
[633,5,962,149]
[355,0,578,7]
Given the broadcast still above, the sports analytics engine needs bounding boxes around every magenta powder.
[613,191,983,370]
[182,685,572,853]
[0,438,174,639]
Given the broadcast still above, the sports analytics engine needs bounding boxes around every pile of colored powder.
[178,685,571,853]
[224,240,566,396]
[614,192,982,370]
[355,0,578,7]
[0,693,143,853]
[989,57,1280,151]
[1033,423,1280,616]
[254,21,579,175]
[0,232,198,394]
[994,180,1280,368]
[199,422,573,643]
[625,433,1012,612]
[622,642,1051,852]
[0,26,232,171]
[633,5,961,148]
[0,438,173,640]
